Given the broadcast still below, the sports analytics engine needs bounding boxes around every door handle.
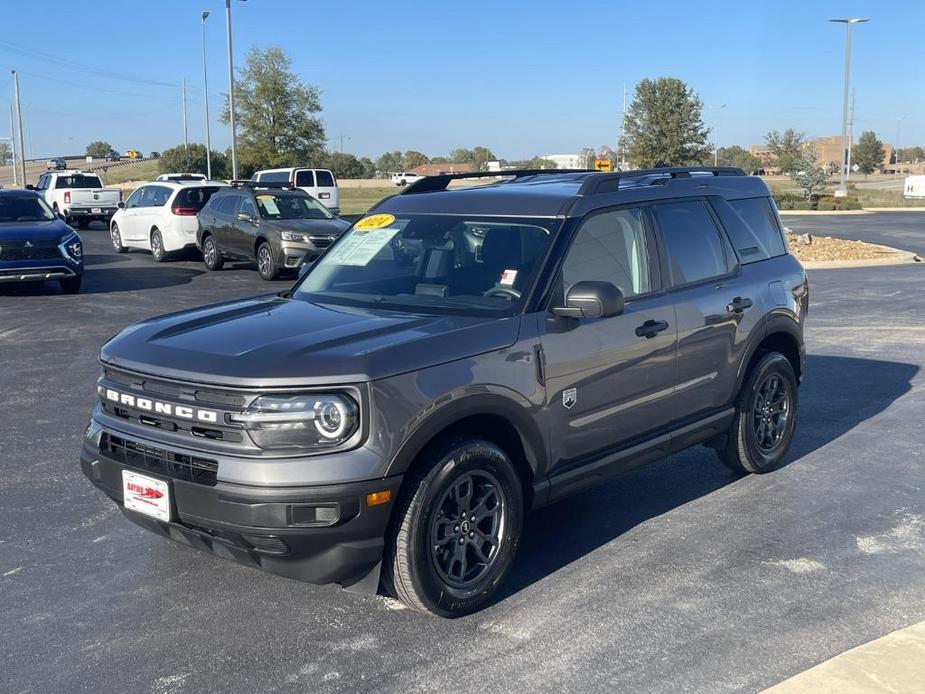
[727,296,753,313]
[635,319,669,338]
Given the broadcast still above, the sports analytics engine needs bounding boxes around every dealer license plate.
[122,470,172,521]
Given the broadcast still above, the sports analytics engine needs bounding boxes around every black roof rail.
[228,180,297,190]
[577,166,747,196]
[400,168,594,195]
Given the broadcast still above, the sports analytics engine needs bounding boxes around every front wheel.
[60,276,82,294]
[384,436,524,617]
[256,241,279,280]
[110,223,127,253]
[716,352,798,474]
[150,229,167,262]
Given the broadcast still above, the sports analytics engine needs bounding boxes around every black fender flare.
[734,312,804,394]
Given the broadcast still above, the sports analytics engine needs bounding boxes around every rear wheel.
[76,218,90,230]
[256,241,279,280]
[383,436,524,617]
[716,352,798,474]
[60,276,82,294]
[150,229,167,262]
[110,223,127,253]
[202,235,223,271]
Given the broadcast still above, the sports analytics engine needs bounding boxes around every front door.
[539,206,678,474]
[119,187,147,242]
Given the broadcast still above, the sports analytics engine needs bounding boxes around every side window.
[125,188,144,208]
[263,171,290,183]
[150,186,171,207]
[239,197,257,218]
[219,195,239,215]
[138,187,157,207]
[295,170,315,187]
[315,170,335,187]
[722,197,787,262]
[561,207,652,299]
[653,201,729,286]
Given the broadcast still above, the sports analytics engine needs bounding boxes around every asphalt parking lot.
[2,218,925,693]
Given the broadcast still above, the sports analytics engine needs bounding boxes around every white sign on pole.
[86,156,93,165]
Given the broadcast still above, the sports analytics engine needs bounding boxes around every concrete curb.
[800,249,921,269]
[761,621,925,693]
[779,210,872,216]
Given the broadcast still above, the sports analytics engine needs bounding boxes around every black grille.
[103,366,247,408]
[308,235,335,248]
[103,433,219,486]
[0,238,62,261]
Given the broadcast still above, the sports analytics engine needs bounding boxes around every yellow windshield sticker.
[354,213,395,231]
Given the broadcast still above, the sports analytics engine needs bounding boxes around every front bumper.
[278,239,332,269]
[80,438,402,589]
[0,259,83,283]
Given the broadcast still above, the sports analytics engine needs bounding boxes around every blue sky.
[0,0,921,160]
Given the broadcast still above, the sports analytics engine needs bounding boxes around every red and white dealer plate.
[122,470,172,522]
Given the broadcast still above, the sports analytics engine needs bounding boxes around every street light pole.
[11,70,26,187]
[225,0,238,180]
[711,103,726,167]
[830,18,869,197]
[201,10,212,180]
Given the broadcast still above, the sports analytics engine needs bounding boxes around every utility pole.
[12,70,26,187]
[225,0,238,179]
[331,134,349,153]
[846,88,855,182]
[620,82,626,169]
[201,10,212,179]
[9,104,17,187]
[182,77,189,148]
[830,17,869,197]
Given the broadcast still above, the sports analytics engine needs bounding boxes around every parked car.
[81,166,807,617]
[155,173,206,182]
[250,167,339,214]
[46,158,67,171]
[391,171,424,186]
[196,183,350,279]
[0,189,83,292]
[33,170,121,229]
[105,152,121,162]
[109,181,227,261]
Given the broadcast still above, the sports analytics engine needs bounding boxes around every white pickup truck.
[33,170,121,228]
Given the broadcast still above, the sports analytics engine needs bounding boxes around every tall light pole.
[710,103,726,167]
[182,77,188,148]
[8,104,17,186]
[201,10,212,179]
[830,18,869,197]
[895,115,907,176]
[11,70,26,186]
[225,0,241,180]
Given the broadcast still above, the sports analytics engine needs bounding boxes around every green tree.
[358,157,377,178]
[620,78,710,167]
[715,145,762,172]
[794,144,828,200]
[852,131,885,176]
[578,147,597,169]
[0,141,10,166]
[471,146,495,171]
[86,140,113,158]
[376,151,403,173]
[910,146,924,162]
[764,129,805,174]
[508,156,558,169]
[430,156,449,164]
[323,152,364,179]
[158,143,229,179]
[449,148,473,164]
[403,150,429,169]
[221,46,325,177]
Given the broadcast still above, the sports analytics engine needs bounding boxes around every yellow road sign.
[594,159,613,172]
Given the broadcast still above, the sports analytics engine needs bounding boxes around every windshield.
[293,213,559,315]
[256,193,333,220]
[0,194,56,222]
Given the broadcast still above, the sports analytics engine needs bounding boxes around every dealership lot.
[2,220,924,692]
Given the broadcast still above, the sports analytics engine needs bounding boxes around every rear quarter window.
[261,171,291,183]
[314,170,335,187]
[717,197,787,263]
[175,186,222,210]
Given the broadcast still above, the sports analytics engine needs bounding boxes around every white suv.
[109,181,227,261]
[250,168,339,214]
[391,172,424,186]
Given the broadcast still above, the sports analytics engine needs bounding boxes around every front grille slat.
[103,433,219,486]
[0,239,62,261]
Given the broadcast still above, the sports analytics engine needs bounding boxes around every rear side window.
[175,186,222,211]
[261,171,290,183]
[315,170,335,187]
[295,170,315,187]
[722,197,787,263]
[216,195,239,214]
[653,201,729,286]
[55,174,103,189]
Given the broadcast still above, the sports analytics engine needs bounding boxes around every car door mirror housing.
[117,201,125,209]
[552,281,624,319]
[237,212,255,223]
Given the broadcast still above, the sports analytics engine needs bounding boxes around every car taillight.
[171,205,198,216]
[64,191,71,204]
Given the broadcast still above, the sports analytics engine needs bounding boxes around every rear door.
[230,195,259,259]
[212,193,241,256]
[294,169,316,198]
[539,206,678,473]
[312,169,338,211]
[118,187,146,242]
[649,199,763,420]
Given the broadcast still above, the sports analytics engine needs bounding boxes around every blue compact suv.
[0,189,84,293]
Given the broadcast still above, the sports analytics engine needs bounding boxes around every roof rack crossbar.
[400,169,594,195]
[228,180,295,189]
[577,166,747,196]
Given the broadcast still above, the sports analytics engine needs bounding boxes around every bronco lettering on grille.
[100,386,219,423]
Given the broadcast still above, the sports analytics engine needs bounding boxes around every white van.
[250,168,339,214]
[904,175,925,199]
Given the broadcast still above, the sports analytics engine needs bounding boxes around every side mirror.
[56,212,66,221]
[237,212,255,223]
[552,281,624,319]
[117,201,125,209]
[25,184,35,190]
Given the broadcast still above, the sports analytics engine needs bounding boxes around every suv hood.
[101,295,519,387]
[0,219,73,241]
[263,218,350,235]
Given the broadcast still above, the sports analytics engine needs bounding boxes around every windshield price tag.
[256,195,280,215]
[325,227,401,266]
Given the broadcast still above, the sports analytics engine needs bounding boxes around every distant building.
[542,154,583,169]
[411,163,476,176]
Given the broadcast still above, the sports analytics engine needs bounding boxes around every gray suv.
[81,167,808,617]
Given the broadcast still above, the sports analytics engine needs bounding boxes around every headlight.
[280,231,309,242]
[229,393,358,450]
[59,233,82,260]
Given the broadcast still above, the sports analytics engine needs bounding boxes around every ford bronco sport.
[81,167,808,617]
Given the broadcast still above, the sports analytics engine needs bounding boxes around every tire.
[256,241,279,280]
[76,218,89,230]
[150,229,167,262]
[60,276,82,294]
[110,223,128,253]
[202,234,223,271]
[383,436,524,617]
[716,352,799,474]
